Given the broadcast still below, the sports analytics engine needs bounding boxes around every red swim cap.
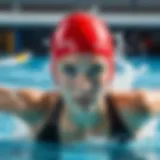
[51,12,114,80]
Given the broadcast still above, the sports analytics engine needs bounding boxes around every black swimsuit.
[35,95,141,160]
[37,95,132,143]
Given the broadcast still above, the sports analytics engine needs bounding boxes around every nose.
[74,74,92,92]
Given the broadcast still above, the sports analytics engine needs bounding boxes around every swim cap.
[51,12,114,80]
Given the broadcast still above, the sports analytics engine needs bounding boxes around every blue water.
[0,56,159,160]
[128,57,160,89]
[0,56,159,89]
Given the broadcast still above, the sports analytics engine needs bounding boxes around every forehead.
[58,53,107,65]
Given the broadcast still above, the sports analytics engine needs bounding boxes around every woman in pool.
[0,12,159,143]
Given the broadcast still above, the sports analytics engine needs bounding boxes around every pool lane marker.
[0,52,31,66]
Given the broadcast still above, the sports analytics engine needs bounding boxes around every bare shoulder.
[139,90,160,113]
[109,90,145,109]
[109,89,160,113]
[37,90,61,112]
[16,88,61,112]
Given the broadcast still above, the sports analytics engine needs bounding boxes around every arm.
[111,90,160,114]
[0,88,58,132]
[0,88,44,112]
[110,90,160,139]
[138,90,160,114]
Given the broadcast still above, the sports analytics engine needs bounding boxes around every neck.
[66,104,104,130]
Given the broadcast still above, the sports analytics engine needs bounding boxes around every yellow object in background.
[15,52,30,63]
[0,52,31,67]
[6,31,14,53]
[0,31,15,54]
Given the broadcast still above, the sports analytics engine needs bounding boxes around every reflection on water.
[0,141,160,160]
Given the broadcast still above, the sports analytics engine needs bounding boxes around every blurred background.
[1,0,160,56]
[0,0,159,90]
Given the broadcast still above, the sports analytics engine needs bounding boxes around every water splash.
[113,55,148,90]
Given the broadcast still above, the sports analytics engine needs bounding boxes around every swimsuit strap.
[38,93,133,143]
[37,96,64,143]
[106,94,133,142]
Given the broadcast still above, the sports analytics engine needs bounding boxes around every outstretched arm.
[111,90,160,139]
[139,90,160,114]
[111,90,160,114]
[0,88,44,112]
[0,87,58,132]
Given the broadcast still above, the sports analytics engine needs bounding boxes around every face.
[54,53,109,113]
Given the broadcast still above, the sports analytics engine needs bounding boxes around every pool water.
[128,57,160,89]
[0,56,159,160]
[0,56,159,90]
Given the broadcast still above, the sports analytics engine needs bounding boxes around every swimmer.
[0,12,159,143]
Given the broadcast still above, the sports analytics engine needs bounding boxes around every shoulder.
[108,89,160,112]
[39,90,61,107]
[38,90,62,112]
[139,90,160,113]
[17,88,62,112]
[109,89,143,101]
[108,89,145,108]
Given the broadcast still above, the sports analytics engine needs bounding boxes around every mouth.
[75,96,93,108]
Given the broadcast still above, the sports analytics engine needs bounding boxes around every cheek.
[55,72,74,89]
[102,75,108,86]
[98,72,108,87]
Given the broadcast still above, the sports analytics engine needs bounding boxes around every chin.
[75,101,97,112]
